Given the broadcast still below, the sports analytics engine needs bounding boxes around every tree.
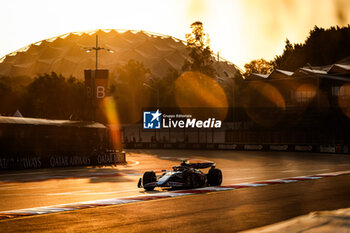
[116,60,150,89]
[272,25,350,70]
[155,68,179,108]
[243,59,273,78]
[109,60,151,123]
[21,72,86,120]
[0,78,14,114]
[0,75,33,115]
[182,21,216,77]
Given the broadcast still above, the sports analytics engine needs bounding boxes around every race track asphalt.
[0,174,349,232]
[1,150,350,211]
[1,150,350,232]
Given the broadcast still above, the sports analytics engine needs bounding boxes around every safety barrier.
[124,143,350,154]
[0,150,126,170]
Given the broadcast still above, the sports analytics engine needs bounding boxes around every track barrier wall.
[123,142,350,155]
[0,151,126,170]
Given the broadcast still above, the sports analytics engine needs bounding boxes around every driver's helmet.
[181,160,190,167]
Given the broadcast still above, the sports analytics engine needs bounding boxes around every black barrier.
[123,142,350,155]
[0,151,126,170]
[163,143,174,149]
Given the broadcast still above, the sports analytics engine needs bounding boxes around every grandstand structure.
[0,29,241,80]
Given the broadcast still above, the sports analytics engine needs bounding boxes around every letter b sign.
[96,86,105,98]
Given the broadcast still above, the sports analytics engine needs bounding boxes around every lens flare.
[294,84,316,105]
[243,81,286,127]
[103,97,122,151]
[338,84,350,118]
[174,71,228,120]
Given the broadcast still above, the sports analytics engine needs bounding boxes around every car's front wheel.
[143,171,156,191]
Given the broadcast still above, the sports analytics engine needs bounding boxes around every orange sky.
[0,0,349,69]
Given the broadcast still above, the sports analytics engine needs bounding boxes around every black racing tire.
[183,171,194,189]
[143,171,156,191]
[207,168,222,186]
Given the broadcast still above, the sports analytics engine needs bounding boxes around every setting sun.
[1,0,349,68]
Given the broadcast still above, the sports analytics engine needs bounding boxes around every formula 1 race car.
[137,161,222,191]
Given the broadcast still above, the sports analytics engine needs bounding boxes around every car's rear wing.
[189,162,215,169]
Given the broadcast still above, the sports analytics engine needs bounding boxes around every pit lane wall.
[0,116,127,170]
[121,124,350,154]
[123,142,349,154]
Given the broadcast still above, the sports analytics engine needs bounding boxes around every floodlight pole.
[96,34,98,70]
[82,33,114,121]
[83,33,114,71]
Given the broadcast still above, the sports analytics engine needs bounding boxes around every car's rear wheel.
[208,168,222,186]
[143,171,156,191]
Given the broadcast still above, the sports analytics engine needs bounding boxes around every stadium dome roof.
[0,29,241,80]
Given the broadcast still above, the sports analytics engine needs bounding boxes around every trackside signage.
[143,109,222,129]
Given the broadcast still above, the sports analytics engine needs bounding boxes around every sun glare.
[103,97,122,150]
[243,81,286,127]
[174,71,228,120]
[1,0,350,68]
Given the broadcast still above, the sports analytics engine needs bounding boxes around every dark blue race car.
[137,161,222,191]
